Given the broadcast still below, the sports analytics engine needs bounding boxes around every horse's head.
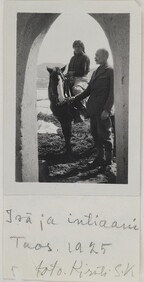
[47,66,66,82]
[47,66,66,104]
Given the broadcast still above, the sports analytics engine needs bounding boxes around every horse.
[47,66,76,152]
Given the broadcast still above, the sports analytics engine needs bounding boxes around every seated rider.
[66,40,90,122]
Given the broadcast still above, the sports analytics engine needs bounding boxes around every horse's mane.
[48,67,66,105]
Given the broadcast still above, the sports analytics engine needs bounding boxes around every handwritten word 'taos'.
[9,236,112,256]
[5,209,139,231]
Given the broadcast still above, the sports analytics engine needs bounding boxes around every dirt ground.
[37,111,117,183]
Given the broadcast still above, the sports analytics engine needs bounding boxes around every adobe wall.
[91,14,129,182]
[16,13,60,181]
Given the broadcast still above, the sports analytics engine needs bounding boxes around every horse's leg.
[59,108,72,152]
[61,119,72,151]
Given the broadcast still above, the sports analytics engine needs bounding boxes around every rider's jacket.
[68,51,90,77]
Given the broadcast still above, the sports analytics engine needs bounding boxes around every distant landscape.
[37,63,65,89]
[37,63,95,89]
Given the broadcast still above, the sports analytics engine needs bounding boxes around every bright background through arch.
[37,13,113,133]
[37,13,113,68]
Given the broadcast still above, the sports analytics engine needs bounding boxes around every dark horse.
[47,66,76,152]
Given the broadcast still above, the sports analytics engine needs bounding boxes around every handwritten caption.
[4,206,139,281]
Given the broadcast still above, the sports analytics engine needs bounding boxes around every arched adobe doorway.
[16,13,129,183]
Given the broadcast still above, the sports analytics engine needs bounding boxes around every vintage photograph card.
[3,0,141,195]
[2,0,141,282]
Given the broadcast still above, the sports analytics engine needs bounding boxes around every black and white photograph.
[16,12,129,184]
[4,1,141,193]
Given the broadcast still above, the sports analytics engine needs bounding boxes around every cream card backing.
[3,1,141,282]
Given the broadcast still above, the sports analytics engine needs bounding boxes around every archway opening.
[17,12,129,183]
[36,13,115,183]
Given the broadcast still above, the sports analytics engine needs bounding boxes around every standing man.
[69,49,114,167]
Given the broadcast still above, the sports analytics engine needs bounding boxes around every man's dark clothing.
[75,64,114,164]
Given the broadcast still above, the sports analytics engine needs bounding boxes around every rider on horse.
[66,40,90,122]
